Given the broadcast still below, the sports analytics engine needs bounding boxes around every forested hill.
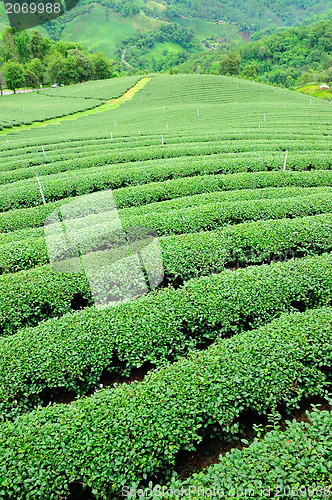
[1,0,330,60]
[169,17,332,89]
[163,0,328,29]
[0,1,330,90]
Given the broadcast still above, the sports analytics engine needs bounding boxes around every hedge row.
[0,183,330,262]
[0,95,102,130]
[124,193,332,235]
[2,252,332,417]
[2,211,332,334]
[1,148,332,211]
[0,266,91,336]
[1,139,329,178]
[175,409,332,500]
[1,169,332,231]
[2,149,328,186]
[1,130,326,165]
[161,212,332,281]
[1,307,332,498]
[1,211,332,280]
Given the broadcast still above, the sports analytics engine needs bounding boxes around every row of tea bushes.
[171,408,332,500]
[2,253,332,415]
[124,193,332,235]
[1,307,332,498]
[0,266,91,335]
[1,212,332,278]
[1,168,332,226]
[1,148,332,211]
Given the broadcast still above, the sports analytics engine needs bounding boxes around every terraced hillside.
[0,76,141,130]
[0,74,332,499]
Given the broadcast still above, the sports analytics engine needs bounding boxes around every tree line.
[0,28,115,93]
[167,18,332,89]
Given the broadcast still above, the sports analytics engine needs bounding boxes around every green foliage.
[0,265,91,335]
[162,0,328,27]
[25,58,44,85]
[2,61,25,92]
[2,192,332,316]
[67,47,94,81]
[219,53,240,75]
[0,69,331,499]
[175,408,332,498]
[24,69,38,88]
[2,251,332,416]
[0,167,331,235]
[1,306,332,497]
[0,28,116,88]
[1,147,332,210]
[0,70,5,94]
[119,22,200,70]
[242,63,259,79]
[91,53,114,80]
[175,19,332,89]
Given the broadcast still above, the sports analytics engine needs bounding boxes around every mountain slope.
[1,0,330,58]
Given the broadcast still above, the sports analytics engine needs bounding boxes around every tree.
[296,71,312,86]
[15,31,30,64]
[45,53,65,85]
[242,63,259,79]
[219,53,240,75]
[1,28,18,62]
[92,53,114,80]
[67,48,93,81]
[60,55,79,85]
[0,71,6,95]
[284,75,294,88]
[28,30,50,60]
[3,61,25,93]
[25,69,38,88]
[26,58,44,85]
[258,45,267,59]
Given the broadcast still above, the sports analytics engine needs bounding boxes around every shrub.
[0,307,332,498]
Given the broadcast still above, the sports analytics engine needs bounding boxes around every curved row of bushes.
[1,136,329,176]
[0,266,91,336]
[1,307,332,498]
[1,129,326,162]
[1,252,332,416]
[0,182,329,246]
[175,408,332,499]
[1,148,329,186]
[123,193,332,235]
[0,96,102,130]
[1,167,332,223]
[2,207,332,333]
[0,147,331,211]
[1,210,332,279]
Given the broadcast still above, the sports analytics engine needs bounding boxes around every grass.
[296,83,332,102]
[172,16,242,44]
[144,41,183,61]
[60,6,163,57]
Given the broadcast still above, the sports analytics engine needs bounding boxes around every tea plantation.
[0,74,331,499]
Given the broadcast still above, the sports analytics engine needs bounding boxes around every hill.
[0,73,332,498]
[0,0,330,58]
[170,17,332,89]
